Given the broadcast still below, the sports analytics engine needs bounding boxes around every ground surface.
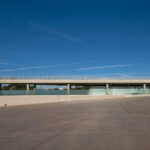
[0,96,150,150]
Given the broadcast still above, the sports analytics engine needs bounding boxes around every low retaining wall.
[0,95,126,107]
[0,95,149,107]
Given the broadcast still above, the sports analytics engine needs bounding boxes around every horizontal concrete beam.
[1,79,150,84]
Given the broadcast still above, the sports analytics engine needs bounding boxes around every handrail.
[0,76,150,80]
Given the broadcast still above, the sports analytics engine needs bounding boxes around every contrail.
[0,58,7,61]
[30,22,82,42]
[76,64,134,71]
[0,61,20,66]
[0,61,94,73]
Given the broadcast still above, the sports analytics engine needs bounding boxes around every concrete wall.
[0,95,126,107]
[1,95,150,107]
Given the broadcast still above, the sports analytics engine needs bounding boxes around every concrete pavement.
[0,96,150,150]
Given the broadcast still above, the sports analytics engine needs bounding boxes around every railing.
[0,76,150,80]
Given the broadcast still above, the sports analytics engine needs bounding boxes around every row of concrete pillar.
[0,83,148,94]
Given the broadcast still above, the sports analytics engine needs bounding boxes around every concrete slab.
[0,96,150,150]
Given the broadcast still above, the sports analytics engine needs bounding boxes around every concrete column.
[26,83,30,91]
[67,83,71,91]
[143,84,146,94]
[33,84,36,91]
[106,83,109,95]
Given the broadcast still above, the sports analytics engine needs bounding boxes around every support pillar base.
[106,83,109,95]
[143,83,146,94]
[67,83,71,92]
[26,83,30,91]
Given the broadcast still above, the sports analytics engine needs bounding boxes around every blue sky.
[0,0,150,77]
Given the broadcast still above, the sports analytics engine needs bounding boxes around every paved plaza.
[0,96,150,150]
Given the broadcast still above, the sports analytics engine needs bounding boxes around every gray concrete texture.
[0,95,127,107]
[0,96,150,150]
[1,79,150,84]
